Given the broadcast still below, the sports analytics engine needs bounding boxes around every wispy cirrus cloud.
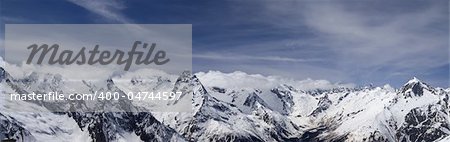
[296,1,448,86]
[194,53,322,63]
[199,0,448,87]
[67,0,131,23]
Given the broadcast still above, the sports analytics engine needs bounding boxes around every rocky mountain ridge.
[1,67,449,142]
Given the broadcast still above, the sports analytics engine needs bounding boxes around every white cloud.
[195,70,354,90]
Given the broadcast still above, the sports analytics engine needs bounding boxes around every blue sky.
[0,0,449,87]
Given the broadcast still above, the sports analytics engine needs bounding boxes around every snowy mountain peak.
[408,76,420,83]
[406,77,421,84]
[403,77,430,88]
[400,77,433,97]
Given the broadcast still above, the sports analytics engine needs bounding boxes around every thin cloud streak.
[194,53,323,63]
[67,0,131,23]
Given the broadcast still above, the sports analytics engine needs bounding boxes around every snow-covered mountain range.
[1,66,450,142]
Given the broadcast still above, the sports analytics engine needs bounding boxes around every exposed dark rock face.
[68,112,182,142]
[396,105,450,142]
[310,94,332,117]
[0,113,35,141]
